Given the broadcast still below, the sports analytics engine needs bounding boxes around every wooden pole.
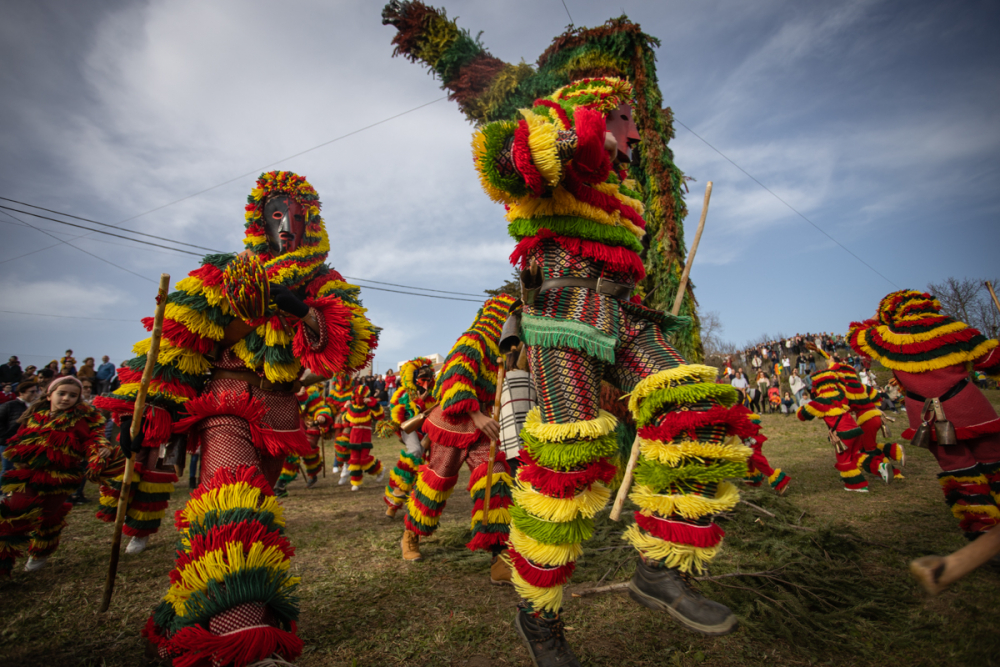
[100,273,170,613]
[613,182,713,521]
[671,181,712,316]
[482,358,507,523]
[986,281,1000,316]
[910,523,1000,595]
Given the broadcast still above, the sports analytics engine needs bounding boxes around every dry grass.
[2,385,999,667]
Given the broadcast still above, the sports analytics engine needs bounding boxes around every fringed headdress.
[399,357,436,395]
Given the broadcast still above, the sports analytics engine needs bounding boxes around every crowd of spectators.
[357,368,397,408]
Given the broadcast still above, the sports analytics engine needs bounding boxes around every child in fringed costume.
[384,357,437,517]
[383,5,748,660]
[274,386,332,497]
[328,374,354,479]
[737,408,790,494]
[344,384,385,490]
[0,376,119,574]
[849,290,1000,540]
[401,295,516,583]
[94,171,378,667]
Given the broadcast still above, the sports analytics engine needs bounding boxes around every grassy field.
[1,387,998,667]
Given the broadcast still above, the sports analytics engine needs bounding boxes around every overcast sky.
[1,0,998,371]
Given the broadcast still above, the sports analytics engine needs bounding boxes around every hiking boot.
[490,551,513,586]
[386,504,399,518]
[401,529,422,561]
[514,608,581,667]
[306,475,318,489]
[274,480,288,497]
[628,558,738,636]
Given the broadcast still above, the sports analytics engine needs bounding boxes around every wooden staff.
[482,357,507,522]
[911,523,1000,595]
[100,273,170,613]
[986,281,1000,316]
[611,182,713,522]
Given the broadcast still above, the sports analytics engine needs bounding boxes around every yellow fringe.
[162,303,225,341]
[230,339,259,372]
[521,109,562,187]
[472,131,519,205]
[630,482,740,520]
[117,381,191,406]
[511,570,564,613]
[178,481,285,532]
[262,320,293,347]
[512,481,611,522]
[856,409,881,426]
[132,338,211,376]
[470,507,512,526]
[263,360,301,383]
[506,186,645,240]
[414,477,452,504]
[627,365,719,414]
[639,438,751,467]
[768,469,784,484]
[854,330,998,373]
[126,507,166,522]
[469,471,514,494]
[622,524,718,575]
[877,320,969,344]
[508,526,583,567]
[952,504,1000,520]
[523,408,617,443]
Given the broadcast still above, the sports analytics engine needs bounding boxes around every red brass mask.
[263,195,306,255]
[604,102,641,165]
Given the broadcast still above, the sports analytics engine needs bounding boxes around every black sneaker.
[628,558,738,636]
[514,608,581,667]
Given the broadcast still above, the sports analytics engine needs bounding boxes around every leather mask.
[263,195,305,255]
[605,102,641,165]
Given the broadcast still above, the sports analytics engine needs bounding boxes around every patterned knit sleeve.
[93,256,234,447]
[433,331,486,417]
[294,271,380,378]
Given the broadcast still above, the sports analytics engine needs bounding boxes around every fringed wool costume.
[849,290,1000,538]
[344,385,384,489]
[384,357,437,515]
[95,171,378,667]
[738,408,790,494]
[275,387,332,495]
[0,402,111,575]
[328,375,353,472]
[402,295,516,556]
[384,5,748,650]
[797,371,873,491]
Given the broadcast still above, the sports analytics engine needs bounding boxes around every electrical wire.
[0,309,138,322]
[673,118,899,289]
[0,209,155,284]
[560,0,574,24]
[343,276,486,298]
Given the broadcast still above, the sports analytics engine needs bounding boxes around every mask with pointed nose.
[263,195,306,255]
[604,102,641,165]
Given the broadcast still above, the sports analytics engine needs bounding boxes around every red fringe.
[509,230,646,281]
[172,522,293,582]
[467,450,510,491]
[466,530,508,552]
[512,119,545,195]
[143,317,215,355]
[176,466,272,531]
[176,391,310,458]
[471,495,513,514]
[415,464,458,492]
[409,494,446,519]
[567,106,611,184]
[508,546,576,587]
[633,513,725,548]
[423,416,481,449]
[515,451,617,499]
[141,616,170,651]
[642,405,756,443]
[168,623,302,667]
[293,296,354,376]
[533,99,572,129]
[188,262,226,288]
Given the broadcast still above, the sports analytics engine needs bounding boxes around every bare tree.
[926,277,1000,340]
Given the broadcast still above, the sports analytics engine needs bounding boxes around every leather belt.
[905,377,968,404]
[538,276,632,300]
[211,369,299,393]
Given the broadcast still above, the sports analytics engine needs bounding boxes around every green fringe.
[521,429,618,470]
[169,565,299,631]
[634,458,748,490]
[200,253,237,269]
[508,216,644,253]
[633,384,739,427]
[478,120,529,198]
[510,506,594,545]
[521,314,617,363]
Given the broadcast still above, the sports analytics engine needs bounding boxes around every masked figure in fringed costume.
[274,386,333,497]
[849,290,1000,540]
[383,6,747,662]
[736,408,790,495]
[400,295,516,582]
[94,171,378,667]
[384,357,437,517]
[328,375,354,480]
[344,384,385,490]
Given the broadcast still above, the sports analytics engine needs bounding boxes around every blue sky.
[1,0,998,371]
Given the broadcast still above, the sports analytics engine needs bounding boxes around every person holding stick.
[383,357,437,517]
[95,171,379,667]
[0,376,118,574]
[400,294,516,586]
[273,385,332,496]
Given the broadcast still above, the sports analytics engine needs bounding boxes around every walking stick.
[321,435,327,478]
[482,358,507,523]
[100,273,170,612]
[611,182,712,522]
[986,281,1000,316]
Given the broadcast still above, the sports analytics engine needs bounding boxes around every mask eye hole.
[271,211,283,220]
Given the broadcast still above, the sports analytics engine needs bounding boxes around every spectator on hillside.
[0,385,14,404]
[789,369,806,407]
[767,386,781,413]
[781,355,791,377]
[731,370,749,406]
[95,356,116,395]
[0,357,22,386]
[78,357,96,384]
[780,391,796,415]
[755,370,769,397]
[19,365,36,387]
[0,379,39,477]
[37,368,55,392]
[385,368,397,393]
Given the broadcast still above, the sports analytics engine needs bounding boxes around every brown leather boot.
[401,529,422,561]
[385,504,399,518]
[490,550,513,586]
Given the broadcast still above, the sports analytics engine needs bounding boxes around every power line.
[560,0,574,24]
[111,96,447,229]
[0,196,221,252]
[351,284,483,302]
[0,205,206,256]
[0,209,155,284]
[344,276,485,298]
[0,309,138,322]
[673,118,899,289]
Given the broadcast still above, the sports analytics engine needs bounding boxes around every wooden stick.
[671,181,713,316]
[100,273,170,613]
[320,436,327,478]
[610,184,713,520]
[911,523,1000,595]
[986,281,1000,316]
[482,358,507,522]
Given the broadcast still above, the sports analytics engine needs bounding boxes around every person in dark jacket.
[95,356,116,395]
[0,357,22,386]
[0,380,39,477]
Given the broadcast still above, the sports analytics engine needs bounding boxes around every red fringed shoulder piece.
[292,295,354,377]
[509,230,646,281]
[567,106,611,184]
[512,119,546,195]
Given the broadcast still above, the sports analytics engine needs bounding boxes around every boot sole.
[627,581,738,636]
